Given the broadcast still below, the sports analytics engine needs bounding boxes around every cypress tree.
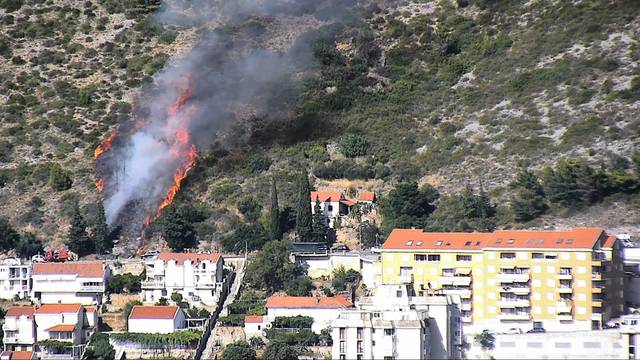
[268,177,281,241]
[295,172,313,242]
[311,198,328,244]
[68,204,94,257]
[93,202,112,254]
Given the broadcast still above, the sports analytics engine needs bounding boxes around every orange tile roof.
[266,295,353,309]
[129,306,179,320]
[157,252,221,265]
[32,262,105,278]
[382,228,607,251]
[603,235,617,248]
[340,199,357,207]
[35,304,82,314]
[310,191,343,203]
[4,351,34,360]
[244,315,263,323]
[5,307,35,319]
[358,191,376,202]
[46,324,76,332]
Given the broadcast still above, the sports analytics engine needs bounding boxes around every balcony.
[592,287,602,293]
[558,286,573,294]
[3,322,18,331]
[557,300,573,313]
[440,275,472,286]
[195,282,216,289]
[592,299,603,307]
[498,313,531,321]
[398,274,413,284]
[442,288,472,298]
[141,280,165,289]
[501,286,530,295]
[558,314,573,321]
[461,316,473,323]
[79,285,105,292]
[498,273,530,283]
[498,299,530,308]
[591,273,602,281]
[461,302,472,311]
[557,271,573,280]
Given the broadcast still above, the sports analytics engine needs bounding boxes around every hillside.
[0,0,639,253]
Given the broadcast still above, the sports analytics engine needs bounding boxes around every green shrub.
[47,163,72,191]
[340,133,369,157]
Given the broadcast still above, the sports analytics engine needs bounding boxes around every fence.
[194,271,235,360]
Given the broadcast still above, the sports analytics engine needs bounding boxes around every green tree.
[380,182,439,233]
[222,223,268,253]
[122,300,143,328]
[426,186,496,232]
[332,266,360,292]
[295,172,313,241]
[107,273,142,294]
[92,203,112,254]
[159,206,197,251]
[68,203,94,257]
[47,163,72,191]
[340,133,369,157]
[510,170,548,222]
[15,232,44,258]
[171,292,183,303]
[268,177,281,241]
[311,199,328,244]
[0,217,19,252]
[359,221,381,248]
[541,159,600,207]
[221,341,257,360]
[156,297,169,306]
[262,342,300,360]
[286,275,314,296]
[84,332,115,360]
[245,240,302,293]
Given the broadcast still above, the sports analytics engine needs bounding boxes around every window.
[500,252,516,259]
[559,267,572,275]
[396,290,402,298]
[457,255,472,262]
[527,342,543,348]
[339,328,346,340]
[384,328,395,336]
[500,341,516,348]
[532,253,543,259]
[545,254,557,260]
[415,254,427,262]
[427,254,440,262]
[584,342,602,349]
[340,356,346,360]
[357,356,363,360]
[357,327,363,340]
[328,205,333,211]
[340,341,346,353]
[357,341,364,353]
[555,342,571,349]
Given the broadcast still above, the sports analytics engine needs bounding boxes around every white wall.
[3,315,35,347]
[0,265,30,300]
[32,273,106,305]
[128,314,185,334]
[244,322,264,337]
[35,311,83,345]
[266,308,341,334]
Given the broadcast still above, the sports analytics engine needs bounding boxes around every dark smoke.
[97,0,364,231]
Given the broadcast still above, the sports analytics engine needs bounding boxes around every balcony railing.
[141,280,165,289]
[591,273,602,281]
[498,313,531,320]
[557,300,573,312]
[79,285,105,292]
[498,299,530,307]
[195,282,216,289]
[498,273,530,283]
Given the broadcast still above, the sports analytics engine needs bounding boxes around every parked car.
[505,328,523,334]
[527,327,546,333]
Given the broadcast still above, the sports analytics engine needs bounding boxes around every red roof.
[1,351,34,360]
[5,307,35,319]
[340,199,357,207]
[33,262,105,278]
[129,306,179,320]
[311,191,344,203]
[603,235,617,249]
[244,315,263,324]
[46,324,76,332]
[382,228,607,251]
[358,191,376,202]
[35,304,82,314]
[266,296,353,309]
[157,252,221,265]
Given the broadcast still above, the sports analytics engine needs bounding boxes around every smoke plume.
[94,0,362,233]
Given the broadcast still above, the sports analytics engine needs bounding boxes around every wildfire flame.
[94,131,117,160]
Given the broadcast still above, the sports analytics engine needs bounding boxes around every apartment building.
[0,259,31,300]
[31,262,109,305]
[265,295,354,334]
[381,227,623,333]
[142,252,224,307]
[2,307,36,351]
[331,284,461,360]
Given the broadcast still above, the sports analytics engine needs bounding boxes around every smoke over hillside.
[94,0,362,233]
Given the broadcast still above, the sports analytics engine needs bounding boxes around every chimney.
[316,298,320,304]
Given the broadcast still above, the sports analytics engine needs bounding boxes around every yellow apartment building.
[380,227,624,333]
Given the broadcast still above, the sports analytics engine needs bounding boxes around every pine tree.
[93,203,112,254]
[510,169,548,221]
[68,204,94,257]
[311,198,328,244]
[268,177,281,241]
[295,172,313,242]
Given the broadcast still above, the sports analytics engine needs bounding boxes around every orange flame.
[94,131,118,160]
[96,179,104,192]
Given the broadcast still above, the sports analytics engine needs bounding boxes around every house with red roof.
[310,191,355,229]
[31,261,110,306]
[2,307,35,351]
[0,350,35,360]
[34,304,86,347]
[243,315,267,337]
[127,306,186,334]
[142,252,224,307]
[265,295,354,333]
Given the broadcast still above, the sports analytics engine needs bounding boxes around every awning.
[456,268,472,275]
[46,324,75,332]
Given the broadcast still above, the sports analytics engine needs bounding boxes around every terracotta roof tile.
[129,306,179,320]
[603,235,617,248]
[32,262,105,278]
[310,191,343,203]
[358,191,376,202]
[4,351,34,360]
[157,252,221,265]
[5,307,35,319]
[46,324,76,332]
[35,304,82,314]
[382,228,607,251]
[266,296,353,309]
[244,315,263,324]
[340,199,357,207]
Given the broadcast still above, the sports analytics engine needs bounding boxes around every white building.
[142,252,224,307]
[244,315,266,337]
[331,284,461,360]
[2,307,35,351]
[292,251,382,289]
[31,262,109,305]
[34,304,86,346]
[0,259,30,300]
[265,295,354,334]
[127,306,186,334]
[310,191,354,228]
